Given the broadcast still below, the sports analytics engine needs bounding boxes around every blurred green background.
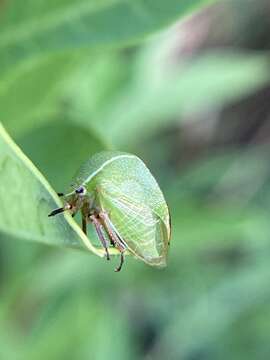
[1,0,270,359]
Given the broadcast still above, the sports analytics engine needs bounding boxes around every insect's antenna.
[48,207,65,217]
[48,204,71,217]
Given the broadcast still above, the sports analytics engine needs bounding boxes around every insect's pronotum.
[48,151,171,272]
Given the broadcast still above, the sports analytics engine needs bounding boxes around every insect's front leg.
[82,216,87,235]
[80,205,89,235]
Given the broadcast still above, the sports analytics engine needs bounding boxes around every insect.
[48,151,171,272]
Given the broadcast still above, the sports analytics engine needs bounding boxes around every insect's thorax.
[82,180,102,214]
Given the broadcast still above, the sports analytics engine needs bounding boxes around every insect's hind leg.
[89,214,110,260]
[98,211,127,272]
[114,251,125,272]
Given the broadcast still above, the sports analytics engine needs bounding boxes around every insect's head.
[75,186,87,196]
[48,185,88,218]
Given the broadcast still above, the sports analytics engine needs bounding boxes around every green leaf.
[0,50,129,142]
[0,122,114,257]
[18,119,106,191]
[0,0,218,72]
[0,52,83,137]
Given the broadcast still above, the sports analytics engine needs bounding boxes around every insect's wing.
[98,183,169,267]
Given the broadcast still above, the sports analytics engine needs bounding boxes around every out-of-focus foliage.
[1,0,270,359]
[0,0,217,72]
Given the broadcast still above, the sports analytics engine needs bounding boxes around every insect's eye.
[75,186,86,195]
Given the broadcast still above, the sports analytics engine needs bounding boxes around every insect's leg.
[98,211,127,250]
[82,215,87,235]
[57,192,65,197]
[114,251,125,272]
[89,214,110,260]
[98,211,127,272]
